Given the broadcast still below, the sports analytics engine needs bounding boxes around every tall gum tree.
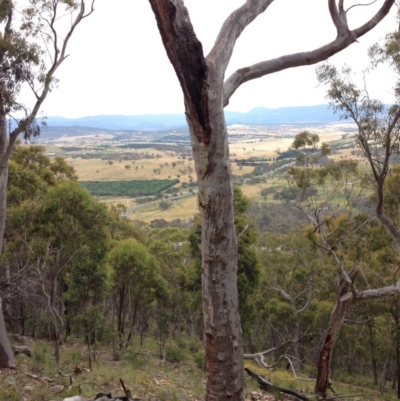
[147,1,395,400]
[312,34,400,394]
[0,0,95,369]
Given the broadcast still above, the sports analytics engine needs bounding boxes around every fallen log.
[12,345,33,357]
[245,367,310,401]
[26,373,54,383]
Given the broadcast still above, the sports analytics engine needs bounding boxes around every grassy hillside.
[2,336,398,401]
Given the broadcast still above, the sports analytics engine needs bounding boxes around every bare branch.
[284,355,298,379]
[296,280,313,315]
[244,340,294,369]
[270,287,292,304]
[346,0,379,15]
[223,0,395,106]
[329,0,348,33]
[341,280,400,301]
[0,0,95,167]
[245,368,311,401]
[81,0,96,20]
[207,0,274,76]
[344,316,373,324]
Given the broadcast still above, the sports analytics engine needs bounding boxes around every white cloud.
[28,0,398,118]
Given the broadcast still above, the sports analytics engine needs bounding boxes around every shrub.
[165,344,186,363]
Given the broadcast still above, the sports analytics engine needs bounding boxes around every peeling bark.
[315,281,400,398]
[315,297,353,398]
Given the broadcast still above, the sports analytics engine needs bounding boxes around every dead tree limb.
[245,368,310,401]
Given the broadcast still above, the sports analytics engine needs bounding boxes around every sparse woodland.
[3,1,400,401]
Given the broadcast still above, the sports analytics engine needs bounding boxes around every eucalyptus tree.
[287,125,400,398]
[301,28,400,395]
[5,179,110,364]
[0,0,95,368]
[2,144,77,336]
[257,231,319,373]
[147,1,395,399]
[148,227,195,338]
[108,238,169,349]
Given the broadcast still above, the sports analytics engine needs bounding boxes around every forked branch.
[223,0,394,106]
[207,0,274,75]
[244,340,293,369]
[0,0,96,167]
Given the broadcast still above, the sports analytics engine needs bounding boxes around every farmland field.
[81,179,179,197]
[42,123,358,223]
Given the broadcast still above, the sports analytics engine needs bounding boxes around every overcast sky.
[28,0,399,118]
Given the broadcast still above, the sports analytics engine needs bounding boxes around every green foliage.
[7,144,77,206]
[159,200,172,210]
[80,179,179,197]
[165,343,186,363]
[108,238,170,305]
[193,351,206,371]
[290,131,330,166]
[233,185,250,215]
[382,165,400,228]
[4,145,113,347]
[291,131,319,150]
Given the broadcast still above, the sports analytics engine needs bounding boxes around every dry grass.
[0,337,207,401]
[56,129,358,222]
[3,337,395,401]
[131,195,199,223]
[68,152,196,182]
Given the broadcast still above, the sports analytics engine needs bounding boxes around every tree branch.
[244,340,293,369]
[0,0,95,167]
[207,0,274,76]
[148,0,210,143]
[296,280,313,315]
[223,0,395,106]
[329,0,348,33]
[341,280,400,302]
[346,0,379,15]
[245,368,310,401]
[270,287,292,304]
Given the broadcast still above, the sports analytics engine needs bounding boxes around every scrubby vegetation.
[2,142,400,400]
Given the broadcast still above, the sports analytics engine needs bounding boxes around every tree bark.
[186,100,244,400]
[0,112,14,369]
[0,297,15,368]
[396,337,400,398]
[368,322,378,386]
[315,282,400,398]
[147,1,396,399]
[148,2,243,399]
[315,297,353,399]
[380,349,391,395]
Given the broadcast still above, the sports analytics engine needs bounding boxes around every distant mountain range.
[41,105,340,132]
